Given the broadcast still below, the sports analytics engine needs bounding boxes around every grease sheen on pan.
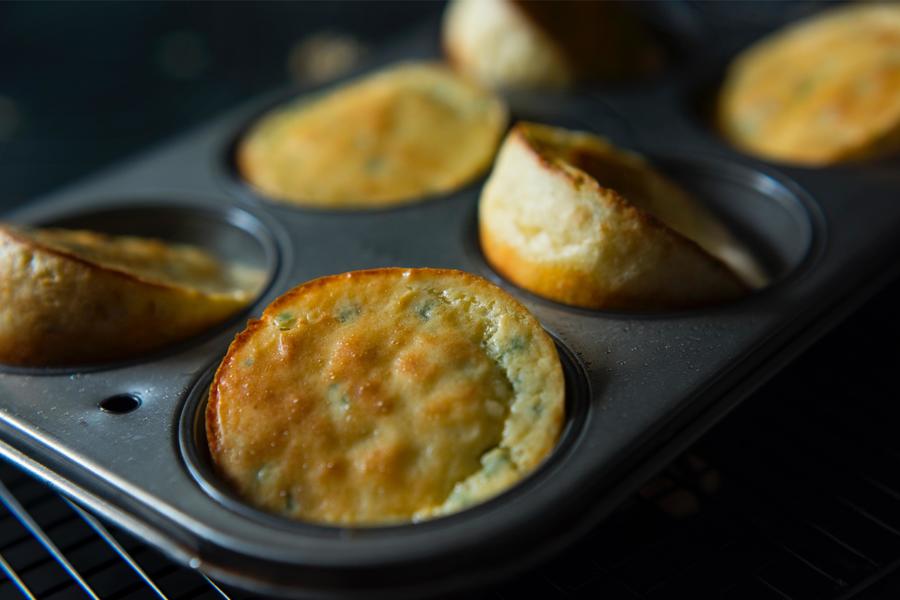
[237,62,508,208]
[207,268,564,525]
[0,225,264,367]
[718,4,900,165]
[479,123,751,311]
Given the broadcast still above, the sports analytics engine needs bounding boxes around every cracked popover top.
[207,268,564,525]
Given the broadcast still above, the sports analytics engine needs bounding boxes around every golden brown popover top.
[238,62,508,208]
[207,268,565,525]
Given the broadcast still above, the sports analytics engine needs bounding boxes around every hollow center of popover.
[210,272,560,525]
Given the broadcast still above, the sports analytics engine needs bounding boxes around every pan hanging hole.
[99,394,141,414]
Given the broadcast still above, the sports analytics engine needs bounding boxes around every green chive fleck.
[506,336,527,354]
[328,383,350,409]
[415,300,436,321]
[274,312,296,331]
[365,157,386,173]
[336,304,360,323]
[483,450,510,476]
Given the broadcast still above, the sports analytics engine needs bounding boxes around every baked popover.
[443,0,662,90]
[207,268,565,525]
[238,62,508,208]
[479,123,753,310]
[718,3,900,165]
[0,225,264,366]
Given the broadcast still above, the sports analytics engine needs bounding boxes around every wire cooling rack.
[0,462,238,600]
[2,269,900,599]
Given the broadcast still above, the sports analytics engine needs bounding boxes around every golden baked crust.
[0,225,264,366]
[443,0,572,89]
[479,123,750,311]
[237,62,508,208]
[442,0,662,90]
[207,268,564,525]
[718,4,900,165]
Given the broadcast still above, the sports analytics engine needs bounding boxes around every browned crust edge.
[0,224,211,298]
[497,123,749,305]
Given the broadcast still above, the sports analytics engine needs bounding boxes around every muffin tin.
[1,10,899,599]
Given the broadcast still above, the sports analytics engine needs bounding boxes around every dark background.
[0,1,441,210]
[2,2,900,599]
[0,0,832,210]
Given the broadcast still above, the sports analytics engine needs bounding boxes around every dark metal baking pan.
[0,10,899,599]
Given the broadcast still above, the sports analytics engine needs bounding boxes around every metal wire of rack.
[1,284,900,600]
[3,275,900,599]
[0,462,237,600]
